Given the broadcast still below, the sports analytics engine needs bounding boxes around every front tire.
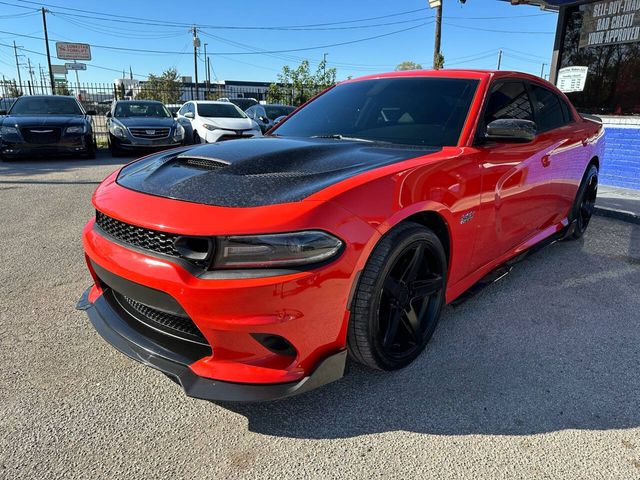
[567,164,598,240]
[347,222,447,370]
[193,131,201,144]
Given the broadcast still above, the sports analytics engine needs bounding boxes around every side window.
[246,106,255,119]
[257,106,266,118]
[484,81,534,126]
[530,84,566,132]
[188,103,195,115]
[559,97,572,123]
[177,104,186,116]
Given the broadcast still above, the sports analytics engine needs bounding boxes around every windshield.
[9,96,83,115]
[197,103,247,118]
[273,77,479,147]
[265,105,295,119]
[115,102,171,118]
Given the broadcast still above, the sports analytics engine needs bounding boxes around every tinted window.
[265,105,295,119]
[10,96,83,115]
[197,103,246,118]
[530,84,566,131]
[274,77,479,147]
[115,102,170,118]
[484,82,533,125]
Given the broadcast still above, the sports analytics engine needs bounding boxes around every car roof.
[190,100,237,105]
[346,69,549,84]
[115,100,162,104]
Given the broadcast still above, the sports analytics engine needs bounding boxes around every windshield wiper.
[311,134,388,144]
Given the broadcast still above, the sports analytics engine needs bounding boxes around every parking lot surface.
[1,153,639,479]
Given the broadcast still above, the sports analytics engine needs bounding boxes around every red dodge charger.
[78,70,604,402]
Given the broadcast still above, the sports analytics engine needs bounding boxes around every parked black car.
[245,104,295,133]
[0,95,96,160]
[106,100,185,156]
[225,97,259,111]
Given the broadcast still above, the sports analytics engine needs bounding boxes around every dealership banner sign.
[55,42,92,61]
[579,0,640,48]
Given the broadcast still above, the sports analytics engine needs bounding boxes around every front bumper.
[203,128,261,143]
[77,286,347,402]
[1,134,92,157]
[110,133,182,150]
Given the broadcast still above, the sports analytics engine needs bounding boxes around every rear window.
[197,103,247,118]
[530,84,567,132]
[10,96,83,115]
[273,77,479,147]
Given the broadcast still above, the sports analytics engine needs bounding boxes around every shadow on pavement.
[223,222,640,439]
[0,150,132,177]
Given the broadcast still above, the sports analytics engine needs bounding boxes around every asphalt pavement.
[1,152,639,479]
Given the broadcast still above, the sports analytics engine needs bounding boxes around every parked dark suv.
[106,100,185,156]
[0,95,96,160]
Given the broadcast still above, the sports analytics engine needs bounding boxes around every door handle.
[541,154,551,167]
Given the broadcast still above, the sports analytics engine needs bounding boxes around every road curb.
[594,206,640,225]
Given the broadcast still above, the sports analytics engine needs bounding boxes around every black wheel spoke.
[383,306,403,349]
[383,277,403,301]
[401,244,425,282]
[402,304,422,342]
[410,274,443,299]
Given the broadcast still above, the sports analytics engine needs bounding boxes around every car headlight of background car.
[65,125,86,134]
[0,125,20,139]
[109,122,128,139]
[172,123,185,141]
[202,123,219,131]
[213,231,343,269]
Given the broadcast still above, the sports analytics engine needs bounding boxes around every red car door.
[469,80,560,271]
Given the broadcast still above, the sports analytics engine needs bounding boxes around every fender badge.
[460,211,475,224]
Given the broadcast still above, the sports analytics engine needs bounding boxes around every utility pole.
[497,49,503,70]
[192,26,199,99]
[322,53,328,77]
[206,56,211,92]
[433,1,443,69]
[41,8,55,95]
[540,62,546,78]
[27,58,35,87]
[203,43,208,83]
[13,41,23,89]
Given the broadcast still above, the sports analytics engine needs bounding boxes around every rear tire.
[347,222,447,371]
[567,164,598,240]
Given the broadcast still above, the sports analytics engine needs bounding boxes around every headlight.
[214,231,343,269]
[0,125,19,137]
[202,123,218,131]
[109,123,127,139]
[173,123,185,140]
[66,125,86,134]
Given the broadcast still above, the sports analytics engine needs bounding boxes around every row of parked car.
[0,94,295,160]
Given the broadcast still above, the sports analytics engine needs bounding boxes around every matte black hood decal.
[117,137,440,207]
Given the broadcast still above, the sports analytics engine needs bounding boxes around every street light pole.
[192,26,199,99]
[497,49,503,70]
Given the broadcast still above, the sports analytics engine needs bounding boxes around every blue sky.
[0,0,558,84]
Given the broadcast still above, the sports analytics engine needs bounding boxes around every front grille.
[218,134,253,141]
[129,127,170,139]
[95,210,181,258]
[115,292,208,344]
[21,127,62,144]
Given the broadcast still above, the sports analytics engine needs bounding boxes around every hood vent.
[176,154,229,171]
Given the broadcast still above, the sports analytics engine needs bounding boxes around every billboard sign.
[55,42,92,61]
[556,66,589,93]
[579,0,640,48]
[51,64,67,75]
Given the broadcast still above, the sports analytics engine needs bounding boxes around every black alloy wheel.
[348,222,447,370]
[569,164,598,239]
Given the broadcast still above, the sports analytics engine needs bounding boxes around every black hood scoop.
[117,137,440,207]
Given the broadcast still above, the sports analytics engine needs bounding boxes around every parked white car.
[177,101,262,143]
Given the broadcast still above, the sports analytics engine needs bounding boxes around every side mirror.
[273,115,287,125]
[172,112,177,117]
[485,119,536,142]
[259,116,268,123]
[86,110,97,115]
[184,112,195,119]
[105,111,112,118]
[0,110,6,116]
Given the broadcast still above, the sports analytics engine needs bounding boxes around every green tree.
[55,80,72,96]
[434,53,445,70]
[137,68,182,104]
[395,61,423,71]
[268,59,337,105]
[6,81,22,97]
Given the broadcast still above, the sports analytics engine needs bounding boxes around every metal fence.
[0,80,326,143]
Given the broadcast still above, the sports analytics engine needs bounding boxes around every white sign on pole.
[428,0,441,7]
[51,64,67,75]
[556,66,589,93]
[65,62,87,71]
[55,42,92,61]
